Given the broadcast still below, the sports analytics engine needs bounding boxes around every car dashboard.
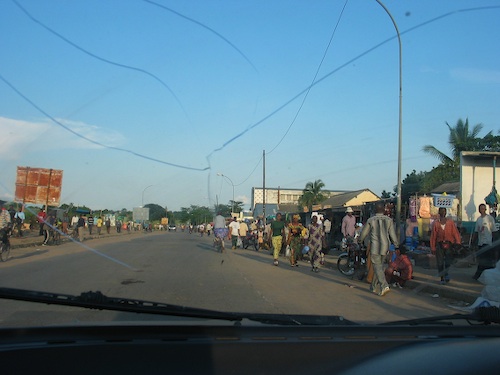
[1,323,499,374]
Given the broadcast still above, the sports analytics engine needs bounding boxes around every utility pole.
[263,150,266,226]
[376,0,403,238]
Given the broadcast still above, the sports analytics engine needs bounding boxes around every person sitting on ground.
[385,244,413,288]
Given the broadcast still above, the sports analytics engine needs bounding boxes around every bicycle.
[0,224,13,262]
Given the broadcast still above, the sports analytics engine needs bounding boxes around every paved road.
[0,230,463,326]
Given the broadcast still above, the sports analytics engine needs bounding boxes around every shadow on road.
[10,249,50,260]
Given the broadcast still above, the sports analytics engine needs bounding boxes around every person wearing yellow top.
[96,217,103,236]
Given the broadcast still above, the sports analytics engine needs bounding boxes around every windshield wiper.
[0,287,357,326]
[379,307,500,326]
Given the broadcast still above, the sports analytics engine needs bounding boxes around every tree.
[398,170,425,202]
[381,190,393,199]
[228,200,244,214]
[477,131,500,152]
[298,179,326,212]
[144,203,167,222]
[420,164,458,193]
[178,205,212,225]
[421,118,498,192]
[422,118,484,170]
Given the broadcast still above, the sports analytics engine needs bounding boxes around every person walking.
[270,213,285,266]
[213,211,228,252]
[228,218,240,249]
[359,202,399,296]
[105,217,111,234]
[239,220,248,243]
[430,207,461,285]
[472,203,498,280]
[97,217,103,236]
[87,215,94,235]
[77,214,86,242]
[287,214,304,267]
[42,213,56,245]
[37,208,46,236]
[62,212,69,234]
[308,215,325,272]
[341,207,356,238]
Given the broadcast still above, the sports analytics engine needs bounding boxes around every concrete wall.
[460,152,500,232]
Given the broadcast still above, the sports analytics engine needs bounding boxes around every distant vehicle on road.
[168,224,176,231]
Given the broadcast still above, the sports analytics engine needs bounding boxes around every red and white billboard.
[15,166,63,206]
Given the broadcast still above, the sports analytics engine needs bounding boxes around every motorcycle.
[242,230,258,251]
[337,237,367,280]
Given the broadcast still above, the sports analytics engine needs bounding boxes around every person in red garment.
[430,207,461,285]
[385,245,413,288]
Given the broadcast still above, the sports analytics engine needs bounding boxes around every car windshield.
[0,0,499,327]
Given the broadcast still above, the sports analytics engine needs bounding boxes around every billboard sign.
[133,207,149,222]
[15,166,63,206]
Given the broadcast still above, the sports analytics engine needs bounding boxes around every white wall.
[461,153,500,227]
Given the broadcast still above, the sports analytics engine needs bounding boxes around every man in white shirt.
[473,203,498,280]
[228,218,240,250]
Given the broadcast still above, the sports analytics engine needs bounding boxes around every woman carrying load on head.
[287,214,304,267]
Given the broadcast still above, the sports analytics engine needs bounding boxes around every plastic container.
[432,194,455,208]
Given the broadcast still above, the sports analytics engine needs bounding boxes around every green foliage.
[381,190,393,199]
[412,118,498,196]
[420,164,459,193]
[298,179,326,212]
[477,132,500,152]
[213,203,232,217]
[144,203,167,222]
[228,200,244,214]
[177,205,212,225]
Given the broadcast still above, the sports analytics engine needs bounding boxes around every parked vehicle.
[337,237,367,280]
[242,230,258,251]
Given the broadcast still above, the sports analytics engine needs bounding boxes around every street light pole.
[376,0,403,238]
[142,185,153,207]
[217,173,235,215]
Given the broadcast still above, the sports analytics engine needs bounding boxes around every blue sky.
[1,0,499,211]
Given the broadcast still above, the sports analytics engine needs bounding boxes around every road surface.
[0,230,460,326]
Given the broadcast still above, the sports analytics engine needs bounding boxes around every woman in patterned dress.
[287,214,304,267]
[308,215,325,273]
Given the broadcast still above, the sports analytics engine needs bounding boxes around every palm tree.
[422,118,484,169]
[299,179,326,212]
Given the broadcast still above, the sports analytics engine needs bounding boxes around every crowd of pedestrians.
[204,204,414,297]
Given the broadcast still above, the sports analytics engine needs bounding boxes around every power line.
[0,73,209,172]
[268,0,349,155]
[11,0,190,121]
[143,0,258,73]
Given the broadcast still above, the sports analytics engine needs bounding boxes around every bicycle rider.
[0,204,12,239]
[213,211,228,252]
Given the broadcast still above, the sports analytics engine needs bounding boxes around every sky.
[1,0,499,212]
